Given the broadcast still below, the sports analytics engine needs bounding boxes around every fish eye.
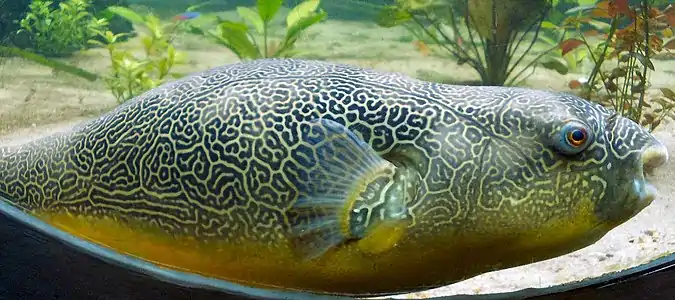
[556,121,593,155]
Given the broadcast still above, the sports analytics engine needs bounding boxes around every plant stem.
[620,55,634,116]
[411,11,482,75]
[637,0,650,124]
[508,42,560,86]
[263,22,268,58]
[441,8,486,77]
[504,7,549,85]
[463,0,488,82]
[587,16,619,89]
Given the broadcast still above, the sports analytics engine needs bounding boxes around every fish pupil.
[571,129,585,141]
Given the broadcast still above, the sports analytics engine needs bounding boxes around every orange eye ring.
[566,127,587,147]
[558,121,592,155]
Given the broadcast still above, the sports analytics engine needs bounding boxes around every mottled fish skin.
[0,59,667,296]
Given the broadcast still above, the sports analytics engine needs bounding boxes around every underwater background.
[0,0,675,298]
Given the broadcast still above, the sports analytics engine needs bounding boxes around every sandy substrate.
[1,17,675,299]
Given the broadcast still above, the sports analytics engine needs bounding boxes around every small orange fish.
[412,40,430,56]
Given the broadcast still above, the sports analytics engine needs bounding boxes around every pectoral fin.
[286,119,408,260]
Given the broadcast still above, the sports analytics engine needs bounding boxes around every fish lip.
[642,141,669,175]
[635,141,669,209]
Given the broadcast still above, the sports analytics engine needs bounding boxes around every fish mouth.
[634,141,669,210]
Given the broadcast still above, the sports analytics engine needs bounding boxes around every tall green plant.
[378,0,555,86]
[17,0,108,57]
[189,0,326,60]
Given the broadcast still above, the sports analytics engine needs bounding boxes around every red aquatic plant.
[556,0,675,131]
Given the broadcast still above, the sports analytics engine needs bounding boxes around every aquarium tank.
[0,0,674,299]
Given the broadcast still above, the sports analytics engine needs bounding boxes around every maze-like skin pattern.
[0,59,658,247]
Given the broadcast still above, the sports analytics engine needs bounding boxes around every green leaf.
[0,46,98,81]
[589,20,610,31]
[104,6,145,24]
[578,0,598,5]
[237,7,264,34]
[565,4,594,15]
[278,11,326,55]
[218,21,260,59]
[158,58,168,77]
[564,52,578,70]
[257,0,283,23]
[87,38,107,47]
[287,11,325,38]
[660,88,675,100]
[144,14,163,37]
[186,0,215,12]
[376,5,412,28]
[540,57,569,75]
[185,24,207,35]
[626,52,655,71]
[654,97,673,107]
[287,0,320,29]
[166,46,176,74]
[538,34,557,46]
[540,21,557,29]
[203,28,230,47]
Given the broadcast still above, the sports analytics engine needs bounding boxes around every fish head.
[437,87,669,261]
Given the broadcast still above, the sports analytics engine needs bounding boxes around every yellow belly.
[36,211,440,295]
[33,199,609,296]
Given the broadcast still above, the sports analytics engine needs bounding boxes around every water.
[0,0,674,299]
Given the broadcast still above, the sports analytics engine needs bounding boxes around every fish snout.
[634,140,668,209]
[642,141,669,176]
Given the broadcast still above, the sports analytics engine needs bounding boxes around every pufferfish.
[0,58,668,297]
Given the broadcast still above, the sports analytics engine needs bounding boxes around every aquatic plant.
[89,6,190,103]
[1,0,134,54]
[4,5,195,104]
[188,0,327,60]
[16,0,109,57]
[376,0,554,86]
[542,1,675,131]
